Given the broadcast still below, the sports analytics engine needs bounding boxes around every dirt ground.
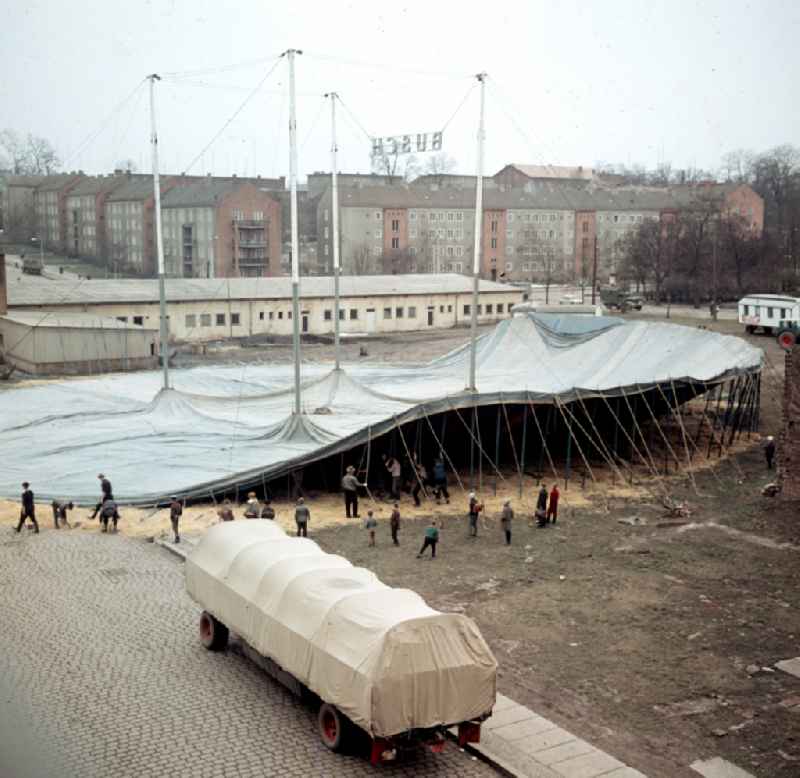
[3,306,798,777]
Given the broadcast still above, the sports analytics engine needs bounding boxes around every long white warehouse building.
[5,273,525,343]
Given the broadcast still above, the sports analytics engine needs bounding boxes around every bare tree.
[115,158,138,173]
[0,129,62,175]
[347,242,375,275]
[0,129,28,173]
[422,153,457,185]
[618,217,676,303]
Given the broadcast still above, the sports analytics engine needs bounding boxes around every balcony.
[234,220,266,228]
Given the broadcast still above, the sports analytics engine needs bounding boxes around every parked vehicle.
[737,294,800,335]
[625,295,643,310]
[776,320,800,350]
[22,255,44,275]
[186,522,497,765]
[559,294,583,305]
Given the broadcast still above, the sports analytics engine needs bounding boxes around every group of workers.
[15,474,118,535]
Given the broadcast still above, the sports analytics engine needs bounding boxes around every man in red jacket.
[547,484,560,524]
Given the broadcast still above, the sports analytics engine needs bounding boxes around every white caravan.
[738,294,800,334]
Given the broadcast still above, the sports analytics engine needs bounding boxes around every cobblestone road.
[0,529,497,778]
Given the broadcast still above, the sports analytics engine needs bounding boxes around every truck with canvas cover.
[185,521,497,765]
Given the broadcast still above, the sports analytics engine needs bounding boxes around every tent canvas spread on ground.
[0,313,763,505]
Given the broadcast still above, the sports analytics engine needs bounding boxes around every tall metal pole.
[149,73,169,390]
[326,92,342,371]
[468,72,486,392]
[287,49,303,415]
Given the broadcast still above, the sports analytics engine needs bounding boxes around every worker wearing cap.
[341,465,365,519]
[468,492,482,538]
[294,497,310,537]
[90,473,114,519]
[169,496,183,543]
[765,436,776,470]
[16,481,39,534]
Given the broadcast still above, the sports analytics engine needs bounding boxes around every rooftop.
[2,310,158,330]
[7,273,521,307]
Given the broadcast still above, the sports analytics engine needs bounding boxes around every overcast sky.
[2,0,798,180]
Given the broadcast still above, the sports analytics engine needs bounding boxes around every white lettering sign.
[371,132,443,158]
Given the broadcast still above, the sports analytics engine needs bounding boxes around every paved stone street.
[0,529,497,778]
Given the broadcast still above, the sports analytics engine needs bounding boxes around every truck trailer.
[738,293,800,335]
[186,521,497,765]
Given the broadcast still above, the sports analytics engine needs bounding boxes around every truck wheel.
[318,703,347,751]
[199,611,228,651]
[746,325,755,334]
[777,330,797,350]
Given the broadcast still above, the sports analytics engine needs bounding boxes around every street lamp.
[31,236,44,266]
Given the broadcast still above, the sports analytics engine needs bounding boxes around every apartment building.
[33,173,83,251]
[65,173,140,261]
[1,175,45,240]
[160,180,281,278]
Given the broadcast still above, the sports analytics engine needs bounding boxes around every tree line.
[613,145,800,302]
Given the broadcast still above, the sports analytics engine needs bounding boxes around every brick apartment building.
[161,179,281,278]
[33,173,83,252]
[65,173,144,261]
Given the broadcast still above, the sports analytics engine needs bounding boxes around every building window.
[324,244,329,256]
[447,246,454,257]
[288,311,292,319]
[506,229,513,238]
[780,307,787,319]
[324,310,332,321]
[375,230,382,239]
[409,247,417,255]
[448,305,453,313]
[396,307,404,318]
[252,210,263,220]
[506,261,514,271]
[324,209,329,222]
[409,211,416,220]
[490,238,497,249]
[408,306,417,318]
[232,209,244,221]
[491,220,497,233]
[766,307,774,318]
[133,315,144,326]
[185,313,198,328]
[375,211,381,220]
[614,215,619,223]
[259,312,265,321]
[463,304,471,316]
[339,309,345,320]
[497,304,504,314]
[582,221,588,233]
[439,305,444,313]
[349,309,358,320]
[278,312,284,319]
[456,246,464,257]
[231,313,240,326]
[383,307,392,319]
[391,219,399,232]
[216,313,226,326]
[409,228,417,238]
[200,314,211,327]
[485,304,493,314]
[391,237,400,249]
[508,213,515,222]
[582,237,589,249]
[269,312,274,320]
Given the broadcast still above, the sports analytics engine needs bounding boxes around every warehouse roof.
[4,175,47,188]
[66,174,141,197]
[7,273,521,307]
[2,311,157,330]
[36,174,82,192]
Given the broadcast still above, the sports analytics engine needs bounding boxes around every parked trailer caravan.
[738,294,800,335]
[186,522,497,765]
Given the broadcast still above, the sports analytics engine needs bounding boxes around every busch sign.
[371,132,443,157]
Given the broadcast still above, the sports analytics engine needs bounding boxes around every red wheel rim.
[322,709,338,743]
[199,614,212,642]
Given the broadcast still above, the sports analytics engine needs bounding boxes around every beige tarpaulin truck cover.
[186,522,497,737]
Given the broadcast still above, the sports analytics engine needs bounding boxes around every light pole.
[31,236,44,267]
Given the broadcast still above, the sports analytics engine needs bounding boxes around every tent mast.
[467,72,487,392]
[326,91,342,371]
[148,73,169,391]
[287,49,303,415]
